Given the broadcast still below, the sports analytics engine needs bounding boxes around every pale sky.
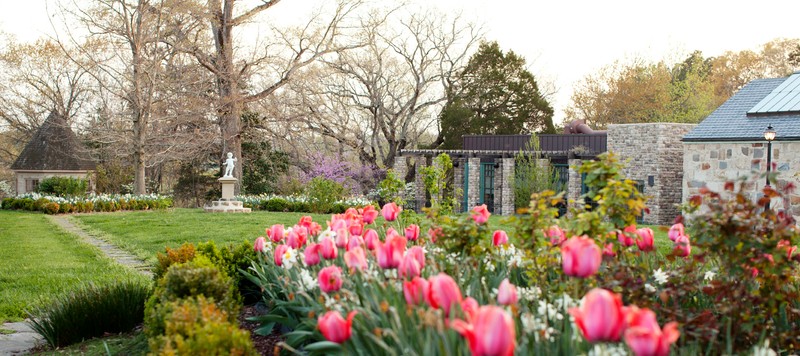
[2,0,799,125]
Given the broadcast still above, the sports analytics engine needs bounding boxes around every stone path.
[0,215,152,355]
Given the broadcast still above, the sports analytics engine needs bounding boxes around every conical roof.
[10,111,96,171]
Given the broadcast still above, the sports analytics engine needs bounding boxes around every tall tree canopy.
[566,38,800,129]
[435,41,554,149]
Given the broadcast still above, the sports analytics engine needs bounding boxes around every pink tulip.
[298,215,313,228]
[286,229,302,249]
[398,253,421,279]
[274,244,289,266]
[405,224,420,241]
[320,236,338,260]
[778,239,797,260]
[568,288,625,342]
[623,307,680,356]
[496,279,518,305]
[363,229,379,250]
[407,246,425,269]
[318,266,343,293]
[335,229,349,248]
[348,222,364,237]
[318,310,357,344]
[267,224,285,243]
[403,277,429,305]
[618,225,637,247]
[427,273,463,316]
[304,243,321,266]
[382,202,402,221]
[492,230,509,247]
[548,225,566,246]
[561,235,602,278]
[635,228,655,252]
[376,233,407,269]
[461,297,479,320]
[451,305,516,356]
[674,235,691,257]
[307,221,322,236]
[254,236,266,252]
[471,204,491,224]
[293,225,308,246]
[603,243,616,257]
[344,246,368,271]
[428,227,443,243]
[668,223,684,242]
[361,205,379,224]
[347,235,365,251]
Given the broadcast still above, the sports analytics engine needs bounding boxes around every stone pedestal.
[204,177,251,213]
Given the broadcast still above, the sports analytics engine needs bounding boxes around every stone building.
[10,111,96,194]
[683,72,800,220]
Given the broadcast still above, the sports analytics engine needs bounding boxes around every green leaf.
[303,341,343,352]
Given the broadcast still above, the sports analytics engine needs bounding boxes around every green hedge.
[0,194,172,214]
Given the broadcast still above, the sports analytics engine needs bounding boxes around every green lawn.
[0,211,147,322]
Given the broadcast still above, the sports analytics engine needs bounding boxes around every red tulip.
[617,225,637,247]
[635,228,655,252]
[568,288,625,342]
[382,202,402,221]
[286,229,302,249]
[548,225,566,246]
[496,279,518,305]
[492,230,509,247]
[561,235,602,278]
[320,236,338,260]
[361,205,379,224]
[405,224,420,241]
[344,246,368,272]
[778,239,797,260]
[398,253,421,279]
[348,221,364,237]
[623,307,680,356]
[304,243,321,266]
[267,224,285,243]
[427,273,463,316]
[403,277,429,305]
[471,204,490,224]
[603,243,616,257]
[274,244,289,266]
[318,266,343,293]
[673,235,691,257]
[461,297,479,320]
[668,223,684,242]
[428,227,443,243]
[376,233,407,269]
[318,310,357,344]
[253,236,266,252]
[451,305,516,356]
[363,229,379,250]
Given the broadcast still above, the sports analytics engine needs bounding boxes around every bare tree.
[279,10,480,167]
[167,0,364,193]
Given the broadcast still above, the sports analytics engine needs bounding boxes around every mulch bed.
[239,304,284,356]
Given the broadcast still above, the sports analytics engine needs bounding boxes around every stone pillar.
[392,155,408,203]
[500,157,515,215]
[414,156,427,212]
[493,159,503,215]
[431,156,443,206]
[467,157,481,209]
[567,159,583,210]
[219,177,237,200]
[453,158,465,213]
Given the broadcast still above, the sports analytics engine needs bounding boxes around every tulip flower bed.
[242,153,800,355]
[1,193,172,214]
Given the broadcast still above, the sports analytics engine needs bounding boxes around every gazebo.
[10,111,96,194]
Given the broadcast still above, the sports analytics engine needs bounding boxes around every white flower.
[297,269,317,292]
[281,247,297,269]
[587,343,628,356]
[645,283,657,293]
[318,228,336,242]
[653,268,669,285]
[752,340,777,356]
[704,271,716,281]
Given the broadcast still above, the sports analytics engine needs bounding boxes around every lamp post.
[764,124,776,210]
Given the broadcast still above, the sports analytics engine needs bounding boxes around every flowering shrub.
[0,193,172,213]
[239,152,796,355]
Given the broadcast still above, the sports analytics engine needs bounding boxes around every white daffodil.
[653,268,669,285]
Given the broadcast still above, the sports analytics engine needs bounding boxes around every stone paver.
[0,215,152,355]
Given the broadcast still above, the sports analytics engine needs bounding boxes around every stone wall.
[567,159,582,210]
[501,157,515,215]
[392,156,408,203]
[414,156,427,212]
[467,157,481,209]
[453,158,465,213]
[608,123,696,225]
[683,141,800,220]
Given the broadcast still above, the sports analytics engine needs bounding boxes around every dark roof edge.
[682,137,800,142]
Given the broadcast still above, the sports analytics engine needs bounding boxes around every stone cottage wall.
[683,141,800,220]
[608,123,696,225]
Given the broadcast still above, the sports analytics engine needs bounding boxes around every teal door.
[480,163,495,212]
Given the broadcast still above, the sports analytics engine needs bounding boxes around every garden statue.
[223,152,237,177]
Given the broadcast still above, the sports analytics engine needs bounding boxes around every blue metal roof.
[683,77,800,142]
